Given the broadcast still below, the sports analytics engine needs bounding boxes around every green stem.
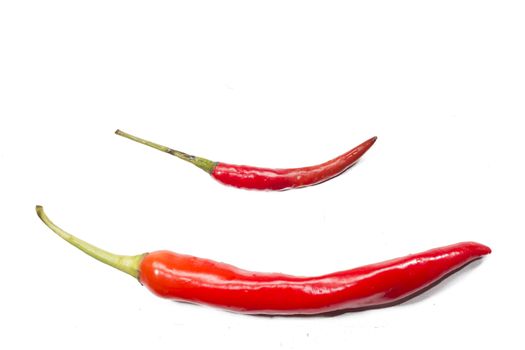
[115,129,217,174]
[36,205,145,279]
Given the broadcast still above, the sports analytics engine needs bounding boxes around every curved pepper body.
[211,136,377,190]
[139,242,490,315]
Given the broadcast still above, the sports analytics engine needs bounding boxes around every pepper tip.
[468,242,492,256]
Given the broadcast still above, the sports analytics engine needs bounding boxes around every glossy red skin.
[211,136,377,190]
[138,242,490,315]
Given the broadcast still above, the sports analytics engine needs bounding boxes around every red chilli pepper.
[36,206,490,315]
[115,129,377,191]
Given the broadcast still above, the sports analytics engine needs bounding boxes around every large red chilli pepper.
[36,206,490,315]
[115,129,377,190]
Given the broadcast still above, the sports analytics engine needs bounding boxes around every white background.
[1,1,524,349]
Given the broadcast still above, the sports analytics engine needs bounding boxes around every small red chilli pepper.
[115,129,377,190]
[36,206,490,315]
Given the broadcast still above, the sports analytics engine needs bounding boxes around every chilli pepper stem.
[115,129,217,174]
[35,205,145,279]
